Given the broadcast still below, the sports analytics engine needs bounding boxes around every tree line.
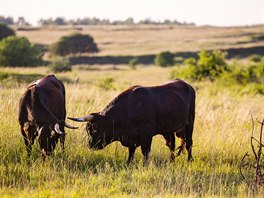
[0,16,195,26]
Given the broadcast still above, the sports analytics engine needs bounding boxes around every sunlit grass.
[0,66,263,197]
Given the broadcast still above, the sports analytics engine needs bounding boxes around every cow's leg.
[140,132,153,167]
[163,133,176,162]
[175,137,186,157]
[59,133,66,151]
[21,128,32,156]
[127,146,136,164]
[185,124,194,162]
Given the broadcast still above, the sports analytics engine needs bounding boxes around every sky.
[0,0,263,26]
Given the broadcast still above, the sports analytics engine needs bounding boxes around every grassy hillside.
[16,25,264,56]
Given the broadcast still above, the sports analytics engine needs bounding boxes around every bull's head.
[68,114,113,150]
[38,121,78,158]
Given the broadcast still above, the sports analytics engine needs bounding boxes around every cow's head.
[68,114,114,150]
[37,122,63,157]
[37,121,77,158]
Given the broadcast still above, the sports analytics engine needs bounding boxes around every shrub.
[155,51,174,67]
[183,57,196,66]
[171,50,228,81]
[0,23,15,40]
[249,54,262,63]
[97,77,115,90]
[0,36,42,67]
[50,33,99,56]
[128,58,138,70]
[223,60,264,84]
[196,50,228,80]
[48,59,72,73]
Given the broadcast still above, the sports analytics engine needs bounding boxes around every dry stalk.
[239,116,264,186]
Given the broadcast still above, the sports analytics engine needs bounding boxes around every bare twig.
[240,116,264,186]
[250,115,258,161]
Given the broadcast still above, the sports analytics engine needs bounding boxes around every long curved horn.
[64,122,79,129]
[54,123,64,134]
[67,115,95,122]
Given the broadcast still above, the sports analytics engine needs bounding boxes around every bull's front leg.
[21,127,32,156]
[140,131,153,167]
[59,133,66,151]
[127,146,136,164]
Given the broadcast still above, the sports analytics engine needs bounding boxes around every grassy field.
[16,25,264,56]
[0,25,264,197]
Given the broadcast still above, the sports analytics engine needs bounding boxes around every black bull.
[18,75,77,159]
[68,79,195,165]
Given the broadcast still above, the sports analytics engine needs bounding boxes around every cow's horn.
[67,115,95,122]
[64,122,79,129]
[54,123,64,134]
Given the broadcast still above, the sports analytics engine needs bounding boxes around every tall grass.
[0,66,263,197]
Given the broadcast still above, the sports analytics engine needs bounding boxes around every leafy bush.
[170,50,228,81]
[50,33,99,56]
[220,60,264,85]
[0,23,15,40]
[0,36,42,67]
[128,58,138,70]
[249,54,262,63]
[155,51,174,67]
[48,59,72,73]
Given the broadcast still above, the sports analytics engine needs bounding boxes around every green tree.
[50,33,99,56]
[0,23,15,40]
[154,51,174,67]
[0,36,42,66]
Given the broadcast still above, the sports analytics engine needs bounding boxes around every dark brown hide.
[69,79,195,165]
[18,75,67,159]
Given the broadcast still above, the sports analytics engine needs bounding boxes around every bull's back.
[149,79,195,133]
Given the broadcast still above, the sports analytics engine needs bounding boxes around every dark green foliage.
[0,36,42,67]
[48,59,72,73]
[50,33,99,56]
[128,58,138,70]
[155,51,174,67]
[0,23,15,40]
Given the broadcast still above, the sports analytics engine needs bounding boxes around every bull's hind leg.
[127,146,136,164]
[185,124,194,162]
[175,128,186,157]
[163,133,176,162]
[175,138,186,157]
[140,131,153,167]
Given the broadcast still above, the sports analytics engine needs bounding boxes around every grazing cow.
[68,79,195,166]
[18,75,77,159]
